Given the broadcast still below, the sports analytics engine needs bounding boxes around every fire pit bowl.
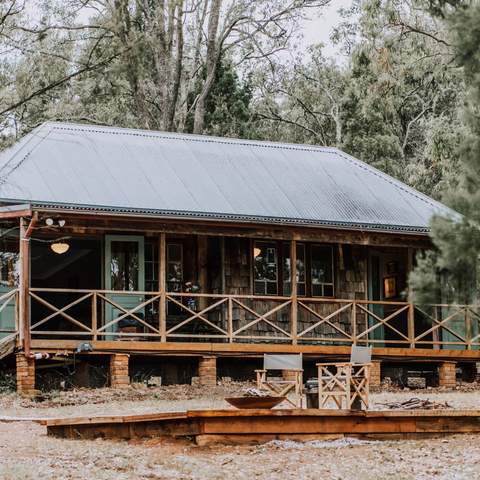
[225,396,286,409]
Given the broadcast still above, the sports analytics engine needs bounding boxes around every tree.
[254,45,346,147]
[409,1,480,305]
[185,57,254,138]
[338,0,464,197]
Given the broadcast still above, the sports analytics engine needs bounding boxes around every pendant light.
[51,242,70,254]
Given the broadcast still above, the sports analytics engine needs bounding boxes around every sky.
[300,0,353,58]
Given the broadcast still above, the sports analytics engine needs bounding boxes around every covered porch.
[1,211,478,356]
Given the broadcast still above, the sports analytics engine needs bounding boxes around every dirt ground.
[1,383,480,479]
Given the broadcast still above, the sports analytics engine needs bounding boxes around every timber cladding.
[223,238,368,340]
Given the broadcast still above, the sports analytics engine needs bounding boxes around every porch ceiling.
[0,122,457,233]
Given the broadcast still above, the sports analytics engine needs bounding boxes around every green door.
[0,249,19,340]
[104,235,145,337]
[368,251,385,347]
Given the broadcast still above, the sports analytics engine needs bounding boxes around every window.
[283,243,306,296]
[167,243,183,292]
[252,241,334,297]
[110,241,139,291]
[311,245,334,297]
[144,240,158,292]
[253,242,278,295]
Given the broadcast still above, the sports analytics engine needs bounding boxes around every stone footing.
[369,360,381,388]
[16,353,35,396]
[110,354,130,388]
[438,361,457,388]
[198,356,217,387]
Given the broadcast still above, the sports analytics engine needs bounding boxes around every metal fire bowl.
[225,396,286,409]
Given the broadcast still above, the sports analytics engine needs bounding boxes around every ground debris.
[376,397,452,410]
[242,387,269,397]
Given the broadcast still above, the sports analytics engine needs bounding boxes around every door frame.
[367,250,385,346]
[104,235,145,335]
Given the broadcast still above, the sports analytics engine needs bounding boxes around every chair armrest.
[254,369,267,373]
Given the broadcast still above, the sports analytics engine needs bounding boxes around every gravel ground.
[0,384,479,479]
[0,421,477,479]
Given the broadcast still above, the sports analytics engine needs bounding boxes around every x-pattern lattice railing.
[26,288,480,350]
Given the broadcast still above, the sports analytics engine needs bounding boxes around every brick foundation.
[16,353,36,396]
[369,361,381,388]
[110,354,130,388]
[198,356,217,387]
[438,361,457,388]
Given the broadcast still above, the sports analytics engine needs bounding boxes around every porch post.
[159,232,166,342]
[290,238,298,345]
[407,248,415,348]
[19,215,37,356]
[197,235,208,311]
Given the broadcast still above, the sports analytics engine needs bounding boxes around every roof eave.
[18,201,432,236]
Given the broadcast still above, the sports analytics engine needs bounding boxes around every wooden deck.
[46,408,480,444]
[29,338,480,361]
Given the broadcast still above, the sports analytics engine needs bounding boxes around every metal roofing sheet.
[0,122,456,232]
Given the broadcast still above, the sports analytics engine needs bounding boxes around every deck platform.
[46,409,480,445]
[30,339,480,362]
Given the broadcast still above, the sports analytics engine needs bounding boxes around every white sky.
[300,0,353,57]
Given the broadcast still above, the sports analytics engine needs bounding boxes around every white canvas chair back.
[263,353,302,370]
[350,345,372,365]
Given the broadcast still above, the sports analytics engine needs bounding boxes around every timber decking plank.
[45,411,186,426]
[29,339,480,360]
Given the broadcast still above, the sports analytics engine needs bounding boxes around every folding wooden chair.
[316,346,372,410]
[255,354,303,408]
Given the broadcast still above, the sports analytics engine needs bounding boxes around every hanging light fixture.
[51,242,70,254]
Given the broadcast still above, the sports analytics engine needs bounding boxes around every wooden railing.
[27,288,480,350]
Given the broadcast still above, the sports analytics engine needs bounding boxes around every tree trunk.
[193,0,222,134]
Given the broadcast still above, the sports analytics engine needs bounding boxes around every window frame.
[166,242,183,293]
[252,240,279,296]
[309,244,335,298]
[251,241,335,298]
[282,242,306,297]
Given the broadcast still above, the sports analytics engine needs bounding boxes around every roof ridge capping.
[44,121,338,152]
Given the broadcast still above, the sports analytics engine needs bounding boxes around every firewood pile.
[242,387,269,397]
[376,397,452,410]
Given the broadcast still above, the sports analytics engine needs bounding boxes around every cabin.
[0,122,475,394]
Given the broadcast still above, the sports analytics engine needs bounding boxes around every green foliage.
[185,59,254,138]
[409,1,480,304]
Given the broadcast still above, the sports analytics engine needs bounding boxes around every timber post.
[19,213,37,357]
[197,235,208,312]
[227,296,233,342]
[406,247,415,349]
[465,307,472,350]
[352,300,357,344]
[407,303,415,349]
[91,292,98,341]
[159,233,166,342]
[290,238,298,345]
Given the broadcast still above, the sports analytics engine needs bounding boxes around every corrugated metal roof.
[0,122,456,233]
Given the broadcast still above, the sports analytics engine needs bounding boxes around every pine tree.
[410,2,480,304]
